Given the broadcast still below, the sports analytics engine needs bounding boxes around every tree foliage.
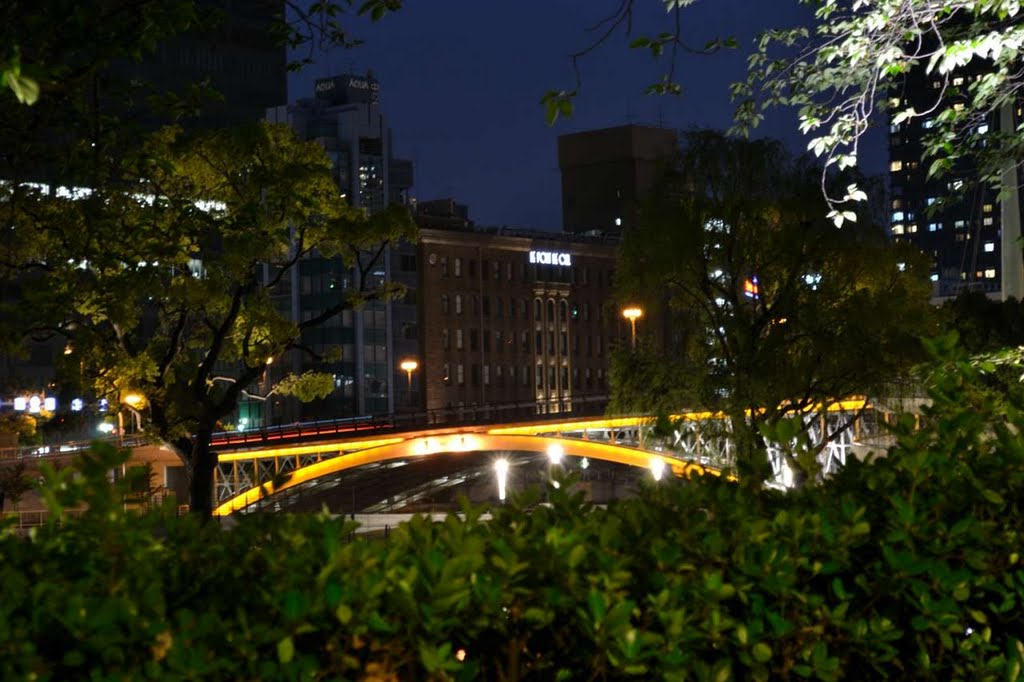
[2,122,415,515]
[612,131,934,483]
[3,344,1024,678]
[733,0,1024,216]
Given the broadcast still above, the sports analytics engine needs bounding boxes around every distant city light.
[98,422,115,434]
[71,398,84,412]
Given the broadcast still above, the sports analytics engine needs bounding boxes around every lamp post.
[399,358,418,409]
[119,392,144,446]
[622,306,644,350]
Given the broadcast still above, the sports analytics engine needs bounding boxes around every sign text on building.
[529,250,572,266]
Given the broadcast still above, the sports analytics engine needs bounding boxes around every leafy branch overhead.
[735,0,1024,222]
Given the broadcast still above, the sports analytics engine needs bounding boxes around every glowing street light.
[546,442,564,466]
[622,306,644,349]
[494,458,509,502]
[649,456,666,482]
[399,358,418,408]
[119,392,145,446]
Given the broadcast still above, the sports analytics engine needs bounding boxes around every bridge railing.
[209,395,612,450]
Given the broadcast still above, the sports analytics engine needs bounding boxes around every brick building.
[417,227,620,417]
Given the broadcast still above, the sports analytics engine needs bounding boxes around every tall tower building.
[558,125,678,234]
[262,73,415,424]
[889,64,1024,301]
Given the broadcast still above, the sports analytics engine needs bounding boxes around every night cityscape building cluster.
[2,0,1021,441]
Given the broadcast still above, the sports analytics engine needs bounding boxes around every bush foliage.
[2,339,1023,680]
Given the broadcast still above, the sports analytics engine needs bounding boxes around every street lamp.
[119,392,145,446]
[622,306,644,350]
[399,358,418,408]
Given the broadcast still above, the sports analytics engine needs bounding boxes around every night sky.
[288,1,886,231]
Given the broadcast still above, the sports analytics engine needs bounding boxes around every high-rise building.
[261,73,415,424]
[889,61,1024,301]
[107,0,287,129]
[558,125,678,234]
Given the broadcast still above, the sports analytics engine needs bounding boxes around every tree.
[611,131,934,484]
[4,122,415,516]
[0,462,33,511]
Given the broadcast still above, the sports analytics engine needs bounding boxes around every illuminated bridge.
[211,399,876,516]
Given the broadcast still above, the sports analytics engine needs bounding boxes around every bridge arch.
[212,433,719,516]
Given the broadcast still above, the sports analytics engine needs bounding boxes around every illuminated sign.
[529,250,572,267]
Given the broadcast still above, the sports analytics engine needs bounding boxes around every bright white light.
[579,457,590,470]
[43,397,56,411]
[547,443,564,465]
[13,397,26,411]
[897,262,906,272]
[650,457,666,481]
[28,396,41,413]
[494,459,509,501]
[97,423,115,434]
[614,217,622,226]
[71,398,84,412]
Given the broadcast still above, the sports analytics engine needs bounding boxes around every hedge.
[1,339,1023,680]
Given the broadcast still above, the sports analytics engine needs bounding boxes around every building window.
[483,330,491,352]
[482,296,490,317]
[535,364,544,389]
[890,160,903,172]
[455,294,463,314]
[547,299,555,323]
[892,223,905,235]
[470,329,479,351]
[495,330,503,352]
[560,331,568,355]
[495,296,502,318]
[535,330,543,352]
[926,197,938,206]
[454,257,462,277]
[983,217,994,226]
[441,295,449,314]
[441,256,448,277]
[984,242,995,253]
[471,364,480,386]
[983,203,993,213]
[456,328,464,350]
[483,365,490,386]
[471,295,479,315]
[986,268,997,279]
[442,363,451,384]
[468,259,476,278]
[521,331,530,353]
[493,261,501,280]
[506,262,513,280]
[456,364,465,385]
[928,223,941,232]
[442,328,450,350]
[496,364,503,385]
[582,303,591,321]
[907,224,918,234]
[534,298,542,320]
[954,220,967,230]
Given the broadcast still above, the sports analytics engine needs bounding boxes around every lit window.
[953,102,965,112]
[985,269,997,279]
[953,76,964,86]
[949,179,964,191]
[891,224,905,235]
[954,220,967,230]
[892,211,905,222]
[890,160,903,172]
[889,97,901,107]
[983,203,993,213]
[930,273,939,282]
[454,258,462,277]
[922,118,934,129]
[978,123,989,135]
[907,224,918,233]
[984,242,995,253]
[927,197,938,206]
[928,223,941,232]
[614,217,622,226]
[983,217,994,226]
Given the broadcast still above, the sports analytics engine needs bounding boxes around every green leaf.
[753,642,772,663]
[277,636,294,664]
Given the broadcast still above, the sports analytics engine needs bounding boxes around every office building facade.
[889,61,1024,300]
[558,125,678,235]
[417,227,620,417]
[260,73,415,424]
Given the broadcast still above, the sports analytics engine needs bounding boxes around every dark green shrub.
[1,338,1023,679]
